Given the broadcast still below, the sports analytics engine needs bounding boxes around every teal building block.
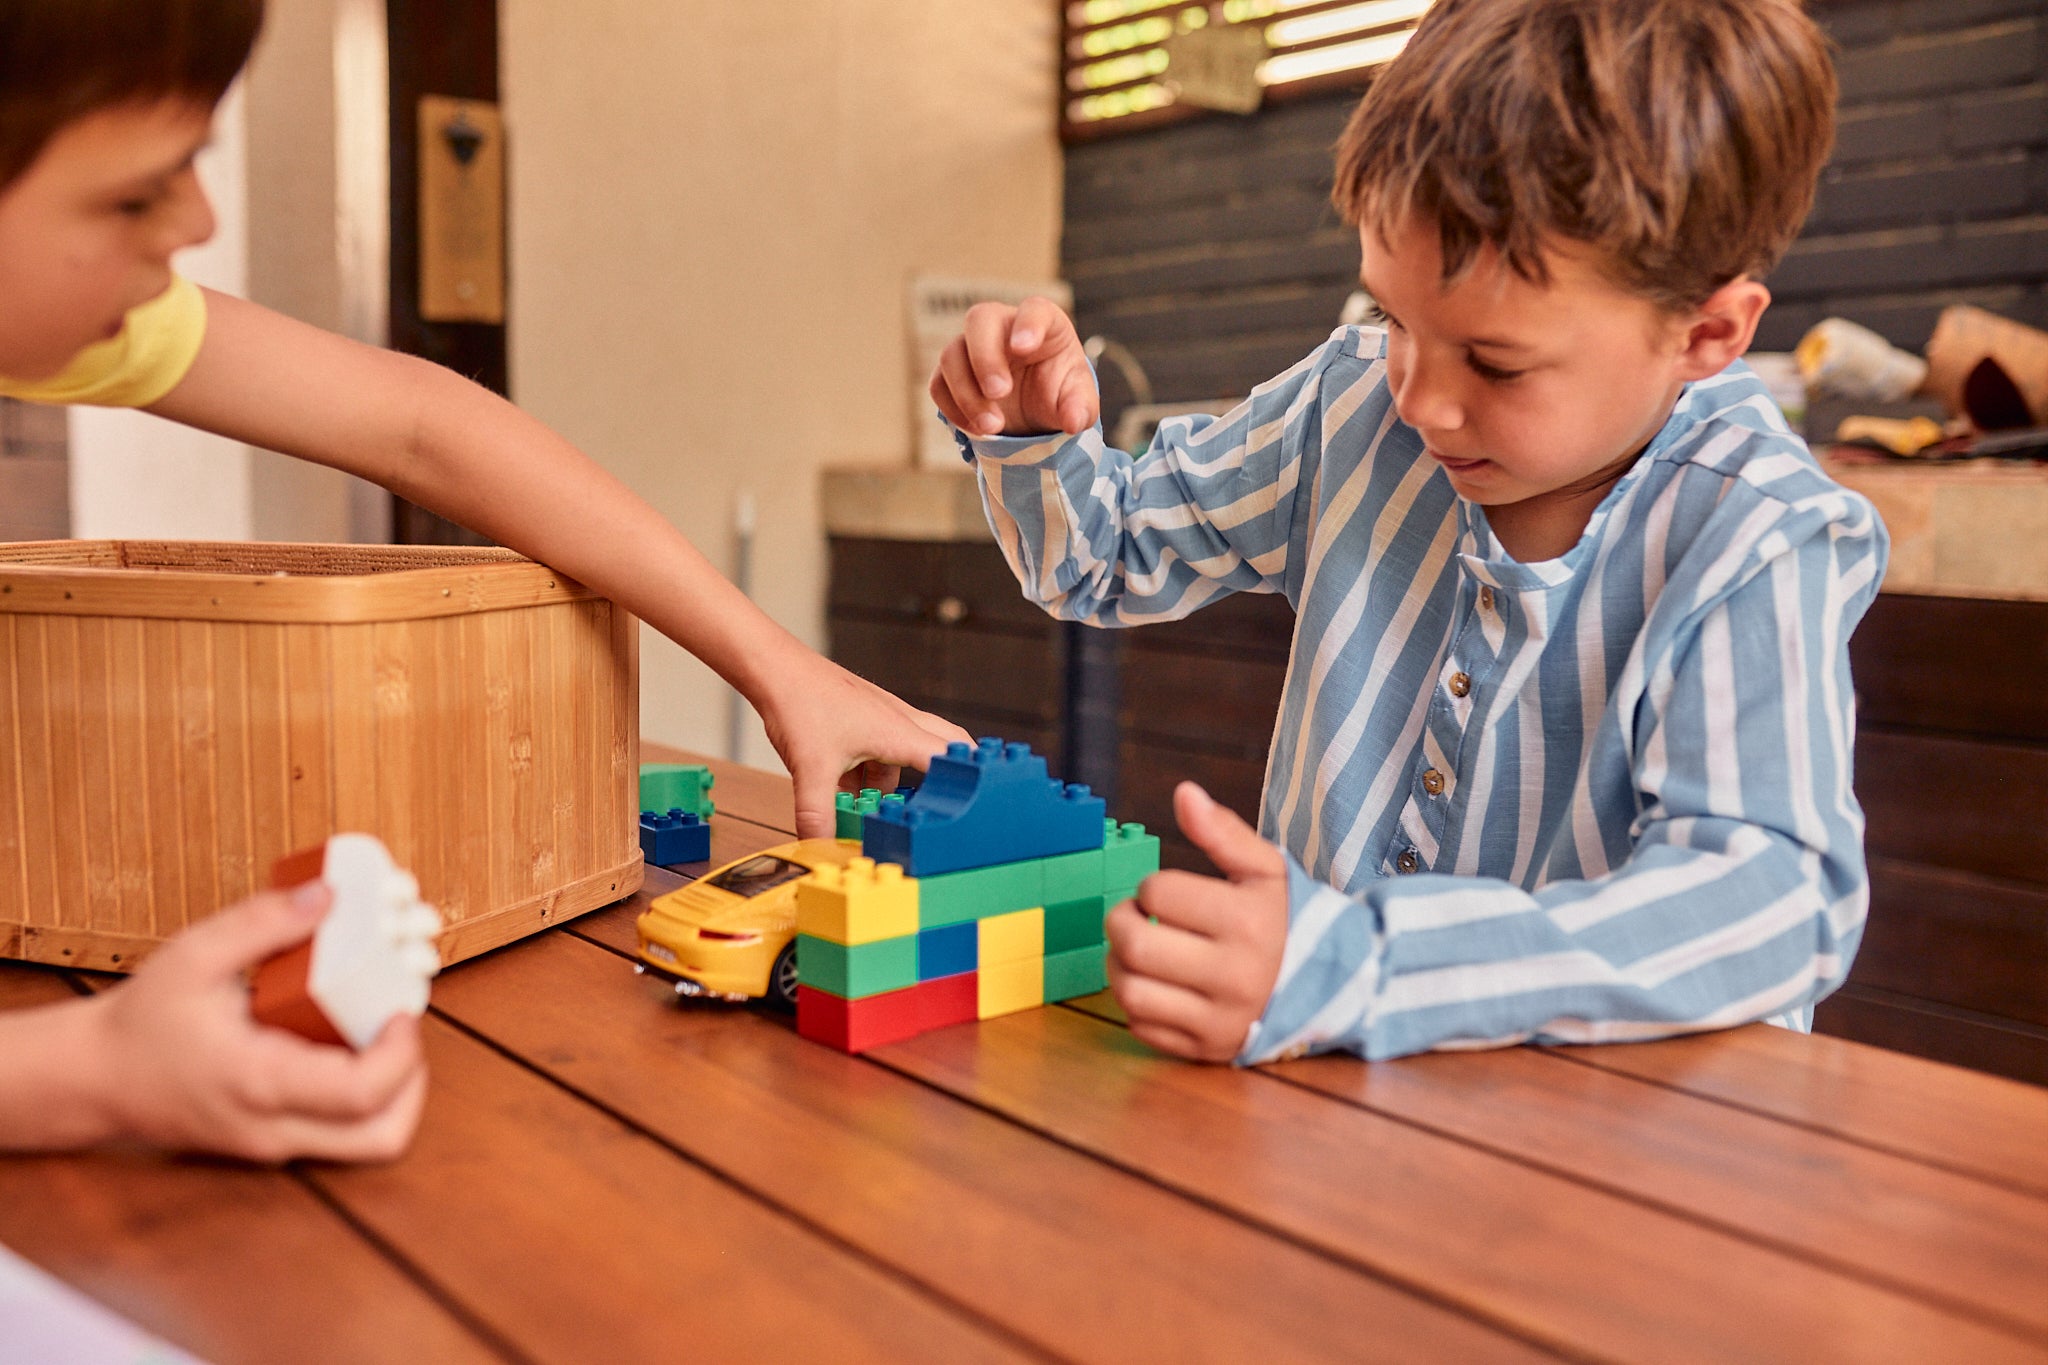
[1040,847,1105,903]
[1043,944,1109,1002]
[834,788,907,841]
[1044,895,1107,955]
[916,857,1045,928]
[1103,820,1160,901]
[795,933,919,999]
[641,763,715,819]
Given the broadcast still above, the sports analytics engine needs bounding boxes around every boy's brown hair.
[1333,0,1836,310]
[0,0,264,188]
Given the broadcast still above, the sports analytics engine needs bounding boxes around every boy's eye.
[1468,355,1525,384]
[1365,302,1401,330]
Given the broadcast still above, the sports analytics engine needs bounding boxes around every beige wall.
[501,1,1062,767]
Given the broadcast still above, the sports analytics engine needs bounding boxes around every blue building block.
[640,808,711,865]
[917,922,979,981]
[862,738,1106,877]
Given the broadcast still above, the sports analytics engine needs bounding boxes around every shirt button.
[1478,586,1495,612]
[1422,768,1446,796]
[1396,849,1420,874]
[1448,671,1472,698]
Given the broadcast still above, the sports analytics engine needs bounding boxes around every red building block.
[796,983,926,1054]
[916,972,979,1033]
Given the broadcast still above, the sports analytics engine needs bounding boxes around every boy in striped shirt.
[930,0,1888,1064]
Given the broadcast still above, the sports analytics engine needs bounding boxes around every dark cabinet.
[1818,593,2048,1087]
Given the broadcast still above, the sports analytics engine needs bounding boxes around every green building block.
[1043,943,1109,1002]
[1044,895,1107,955]
[796,933,918,999]
[917,857,1045,928]
[1040,847,1105,903]
[834,788,910,840]
[1103,820,1160,901]
[641,763,715,819]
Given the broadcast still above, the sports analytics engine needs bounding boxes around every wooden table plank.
[1275,1037,2048,1341]
[303,1013,1029,1365]
[879,1003,2048,1365]
[429,925,1554,1364]
[1556,1029,2048,1198]
[0,966,504,1365]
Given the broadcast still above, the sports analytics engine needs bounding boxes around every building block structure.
[796,739,1159,1054]
[640,808,711,865]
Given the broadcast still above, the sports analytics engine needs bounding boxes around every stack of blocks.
[639,763,714,865]
[794,739,1160,1053]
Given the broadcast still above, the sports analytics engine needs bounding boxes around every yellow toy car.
[634,838,861,1007]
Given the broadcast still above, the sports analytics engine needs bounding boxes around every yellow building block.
[795,858,918,945]
[978,955,1044,1019]
[977,907,1044,967]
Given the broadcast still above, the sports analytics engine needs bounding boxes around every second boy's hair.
[1333,0,1835,310]
[0,0,264,189]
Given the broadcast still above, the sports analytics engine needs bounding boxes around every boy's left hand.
[1106,781,1288,1062]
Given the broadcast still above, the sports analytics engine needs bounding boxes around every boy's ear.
[1673,278,1770,381]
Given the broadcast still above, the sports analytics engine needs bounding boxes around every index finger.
[1130,870,1247,939]
[1009,295,1075,360]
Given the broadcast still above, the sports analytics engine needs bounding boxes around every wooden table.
[5,748,2048,1364]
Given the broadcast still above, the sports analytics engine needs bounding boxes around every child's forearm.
[0,993,118,1150]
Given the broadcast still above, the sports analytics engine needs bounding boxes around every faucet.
[1082,335,1154,409]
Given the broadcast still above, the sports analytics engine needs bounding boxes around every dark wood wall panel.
[1856,729,2048,886]
[1850,594,2048,742]
[1854,857,2048,1028]
[385,0,501,547]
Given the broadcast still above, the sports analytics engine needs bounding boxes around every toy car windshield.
[706,854,812,899]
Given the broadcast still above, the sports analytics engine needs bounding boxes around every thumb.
[1173,781,1285,883]
[173,881,332,981]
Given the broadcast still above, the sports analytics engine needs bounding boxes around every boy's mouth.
[1428,448,1488,473]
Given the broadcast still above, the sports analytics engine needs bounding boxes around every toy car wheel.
[768,941,800,1011]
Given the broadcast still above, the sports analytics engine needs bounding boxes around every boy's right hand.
[85,884,427,1163]
[929,297,1099,438]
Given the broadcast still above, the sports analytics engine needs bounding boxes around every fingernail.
[987,377,1010,398]
[1014,330,1038,349]
[978,413,1003,433]
[289,880,328,914]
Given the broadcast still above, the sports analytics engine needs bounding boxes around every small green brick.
[1103,820,1160,890]
[1043,943,1108,1002]
[641,763,715,819]
[796,933,918,999]
[917,858,1045,927]
[1044,895,1107,954]
[835,788,887,840]
[1040,847,1105,903]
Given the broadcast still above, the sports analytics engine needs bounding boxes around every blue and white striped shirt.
[961,326,1888,1064]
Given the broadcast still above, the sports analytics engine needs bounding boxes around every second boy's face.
[1360,217,1696,512]
[0,100,216,380]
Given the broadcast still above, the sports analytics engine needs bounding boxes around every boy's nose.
[1392,354,1464,434]
[158,169,216,257]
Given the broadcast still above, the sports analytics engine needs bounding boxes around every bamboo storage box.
[0,541,642,971]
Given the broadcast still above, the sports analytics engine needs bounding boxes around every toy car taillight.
[696,928,761,943]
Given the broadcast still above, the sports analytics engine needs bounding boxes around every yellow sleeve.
[0,277,208,408]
